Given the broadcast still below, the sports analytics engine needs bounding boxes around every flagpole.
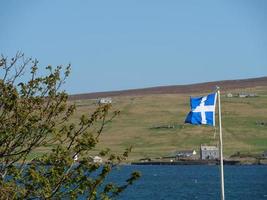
[217,88,225,200]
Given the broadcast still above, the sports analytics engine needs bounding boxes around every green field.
[63,86,267,162]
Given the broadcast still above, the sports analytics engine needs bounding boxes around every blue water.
[102,165,267,200]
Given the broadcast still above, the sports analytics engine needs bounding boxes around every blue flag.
[185,93,217,126]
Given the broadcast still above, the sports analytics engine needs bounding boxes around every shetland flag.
[185,93,217,126]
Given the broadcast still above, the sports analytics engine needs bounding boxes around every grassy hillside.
[67,86,267,161]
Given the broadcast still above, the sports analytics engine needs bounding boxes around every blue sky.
[1,0,266,94]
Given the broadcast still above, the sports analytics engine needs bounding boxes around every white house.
[74,154,79,162]
[97,98,112,104]
[226,93,233,98]
[89,156,103,163]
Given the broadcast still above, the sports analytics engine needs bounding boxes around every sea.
[99,165,267,200]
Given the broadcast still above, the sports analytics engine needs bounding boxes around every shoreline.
[131,159,267,166]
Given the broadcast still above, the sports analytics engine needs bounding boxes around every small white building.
[97,98,112,104]
[238,93,248,98]
[89,156,103,163]
[226,93,233,98]
[238,93,257,98]
[74,154,79,162]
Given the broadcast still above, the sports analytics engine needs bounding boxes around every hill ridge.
[70,76,267,100]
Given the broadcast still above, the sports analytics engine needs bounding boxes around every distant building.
[248,93,257,97]
[89,156,103,163]
[238,93,257,98]
[238,93,248,98]
[200,145,219,160]
[97,98,112,104]
[262,151,267,158]
[176,150,197,159]
[74,154,78,162]
[226,93,233,98]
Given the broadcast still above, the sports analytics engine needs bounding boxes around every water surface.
[105,165,267,200]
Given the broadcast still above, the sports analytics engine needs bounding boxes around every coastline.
[131,159,267,166]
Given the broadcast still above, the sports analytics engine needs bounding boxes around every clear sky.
[1,0,266,94]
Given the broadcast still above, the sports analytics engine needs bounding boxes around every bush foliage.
[0,52,140,199]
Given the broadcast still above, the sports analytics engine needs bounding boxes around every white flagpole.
[217,89,225,200]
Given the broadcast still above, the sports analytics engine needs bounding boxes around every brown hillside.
[70,76,267,100]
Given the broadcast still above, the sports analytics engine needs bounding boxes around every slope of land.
[63,76,267,162]
[32,77,267,162]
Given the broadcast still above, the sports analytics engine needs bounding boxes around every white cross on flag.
[185,93,217,126]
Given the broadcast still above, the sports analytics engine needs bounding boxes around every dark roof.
[176,150,195,154]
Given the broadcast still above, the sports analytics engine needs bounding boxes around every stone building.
[200,145,219,160]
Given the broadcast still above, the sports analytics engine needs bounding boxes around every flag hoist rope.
[217,89,225,200]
